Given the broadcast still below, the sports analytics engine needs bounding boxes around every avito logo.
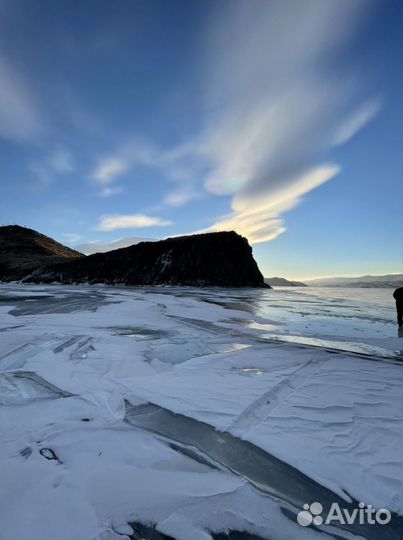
[297,502,391,527]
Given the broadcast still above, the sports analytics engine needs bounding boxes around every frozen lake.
[0,283,402,539]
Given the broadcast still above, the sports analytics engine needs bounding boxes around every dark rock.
[1,226,268,287]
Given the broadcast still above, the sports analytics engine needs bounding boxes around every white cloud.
[0,57,43,142]
[163,188,199,207]
[167,0,377,243]
[333,100,380,146]
[200,81,341,197]
[92,157,129,185]
[205,165,340,243]
[89,1,378,244]
[89,140,205,206]
[96,214,172,231]
[90,144,157,196]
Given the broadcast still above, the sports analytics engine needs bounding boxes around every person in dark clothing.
[393,287,403,327]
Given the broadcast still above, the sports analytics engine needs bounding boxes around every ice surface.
[0,283,401,540]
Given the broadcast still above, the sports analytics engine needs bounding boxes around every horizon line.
[284,272,403,282]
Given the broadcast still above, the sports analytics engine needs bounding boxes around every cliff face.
[29,231,267,287]
[0,226,267,287]
[0,225,83,281]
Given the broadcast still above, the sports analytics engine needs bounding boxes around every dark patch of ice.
[124,402,403,540]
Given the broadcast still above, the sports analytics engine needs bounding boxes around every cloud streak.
[333,99,381,146]
[0,57,43,142]
[205,165,340,243]
[87,1,378,245]
[96,214,172,231]
[97,1,377,244]
[188,0,378,242]
[89,141,201,205]
[30,149,75,184]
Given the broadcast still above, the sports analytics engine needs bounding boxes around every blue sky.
[0,0,401,279]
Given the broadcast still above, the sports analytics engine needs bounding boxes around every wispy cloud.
[96,1,377,243]
[0,57,43,142]
[30,149,75,184]
[96,214,172,231]
[184,0,378,242]
[98,186,123,198]
[92,157,128,185]
[163,187,199,207]
[84,1,378,244]
[333,99,381,146]
[89,141,202,206]
[61,233,82,244]
[90,144,157,196]
[204,165,340,243]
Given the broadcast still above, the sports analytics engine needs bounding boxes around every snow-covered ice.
[0,283,401,539]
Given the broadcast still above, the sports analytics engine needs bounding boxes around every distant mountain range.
[263,274,403,288]
[0,225,267,288]
[264,277,307,287]
[304,274,403,288]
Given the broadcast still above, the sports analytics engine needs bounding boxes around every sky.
[0,0,401,279]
